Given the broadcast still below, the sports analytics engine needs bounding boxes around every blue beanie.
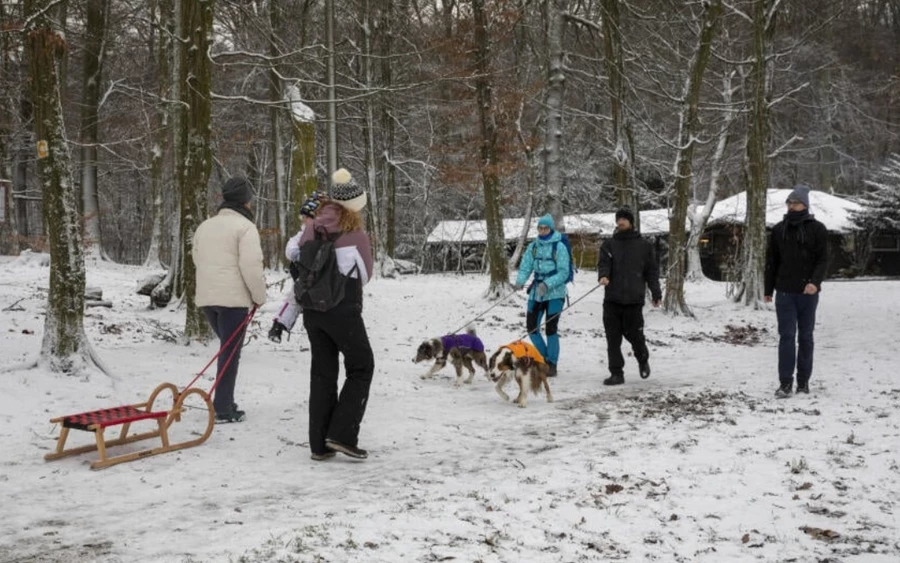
[537,214,555,230]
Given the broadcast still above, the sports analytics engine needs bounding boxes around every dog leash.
[516,284,601,341]
[447,289,519,336]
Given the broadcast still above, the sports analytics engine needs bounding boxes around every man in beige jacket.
[192,177,267,422]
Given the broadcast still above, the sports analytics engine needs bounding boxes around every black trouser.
[302,281,374,455]
[202,306,250,415]
[602,301,649,376]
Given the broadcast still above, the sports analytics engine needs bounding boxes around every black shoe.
[603,374,625,386]
[310,451,336,461]
[774,385,792,399]
[325,439,368,459]
[268,321,286,344]
[796,382,809,394]
[547,362,558,377]
[639,362,651,379]
[215,405,246,423]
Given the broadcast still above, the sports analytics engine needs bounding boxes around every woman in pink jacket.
[302,169,375,461]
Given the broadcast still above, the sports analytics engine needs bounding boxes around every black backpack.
[292,228,356,312]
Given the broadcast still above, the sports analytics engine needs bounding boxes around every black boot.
[547,362,558,377]
[603,374,625,386]
[268,321,286,343]
[215,403,246,423]
[639,362,651,379]
[325,439,368,459]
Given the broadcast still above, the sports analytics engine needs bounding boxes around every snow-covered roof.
[707,189,862,232]
[426,208,676,244]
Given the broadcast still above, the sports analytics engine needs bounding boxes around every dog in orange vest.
[487,340,553,407]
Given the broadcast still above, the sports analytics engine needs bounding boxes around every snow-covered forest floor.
[1,256,898,562]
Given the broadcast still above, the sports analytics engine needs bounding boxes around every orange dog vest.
[502,340,545,364]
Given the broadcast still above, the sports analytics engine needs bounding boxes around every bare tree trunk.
[80,0,109,261]
[178,0,214,339]
[268,0,287,267]
[739,0,777,308]
[510,98,537,270]
[325,0,337,174]
[471,0,509,296]
[686,71,736,281]
[0,0,19,254]
[287,83,317,238]
[600,0,638,225]
[381,0,398,258]
[25,0,97,373]
[543,0,565,230]
[360,0,382,261]
[664,0,723,316]
[145,0,174,270]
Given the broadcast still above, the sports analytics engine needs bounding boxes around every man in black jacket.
[597,208,663,386]
[764,185,828,398]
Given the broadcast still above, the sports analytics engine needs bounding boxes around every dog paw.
[516,401,527,408]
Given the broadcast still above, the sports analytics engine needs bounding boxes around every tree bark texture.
[740,0,776,308]
[664,0,723,316]
[178,0,214,339]
[25,1,91,372]
[471,0,510,295]
[80,0,108,260]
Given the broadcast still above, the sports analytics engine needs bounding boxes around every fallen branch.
[2,298,26,312]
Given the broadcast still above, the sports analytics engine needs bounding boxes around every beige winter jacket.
[192,208,267,308]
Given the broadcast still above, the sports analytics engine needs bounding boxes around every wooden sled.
[44,383,215,470]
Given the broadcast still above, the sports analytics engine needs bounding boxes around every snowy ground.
[1,256,898,562]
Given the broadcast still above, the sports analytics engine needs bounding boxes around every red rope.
[183,306,258,394]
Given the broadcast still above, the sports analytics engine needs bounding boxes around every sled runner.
[44,307,256,470]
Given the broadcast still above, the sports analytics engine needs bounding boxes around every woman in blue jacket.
[514,214,570,377]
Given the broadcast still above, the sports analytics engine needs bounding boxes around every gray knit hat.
[786,184,811,209]
[330,168,367,212]
[222,177,253,204]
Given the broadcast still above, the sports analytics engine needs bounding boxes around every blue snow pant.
[203,306,250,416]
[526,298,564,365]
[775,291,819,388]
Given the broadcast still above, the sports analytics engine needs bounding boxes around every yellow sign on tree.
[37,140,49,159]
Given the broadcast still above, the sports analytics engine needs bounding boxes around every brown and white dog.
[488,341,553,408]
[413,328,489,387]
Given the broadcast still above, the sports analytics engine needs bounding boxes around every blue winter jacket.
[516,231,570,302]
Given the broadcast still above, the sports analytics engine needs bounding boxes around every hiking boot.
[603,374,625,386]
[774,384,793,399]
[547,362,558,377]
[325,439,368,459]
[639,362,651,379]
[310,451,336,461]
[215,404,246,423]
[796,382,810,394]
[268,321,287,343]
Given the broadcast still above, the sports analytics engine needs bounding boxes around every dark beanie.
[222,177,253,204]
[615,207,635,226]
[786,184,811,209]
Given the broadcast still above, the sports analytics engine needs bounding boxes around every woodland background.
[2,0,898,265]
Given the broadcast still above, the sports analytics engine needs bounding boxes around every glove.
[513,283,525,291]
[536,282,548,297]
[289,261,300,281]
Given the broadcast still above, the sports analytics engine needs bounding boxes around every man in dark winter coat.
[764,185,828,398]
[596,208,662,386]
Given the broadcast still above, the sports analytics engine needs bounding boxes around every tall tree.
[25,0,95,372]
[543,0,566,230]
[664,0,724,316]
[178,0,215,338]
[144,0,174,270]
[80,0,109,260]
[471,0,510,296]
[600,0,638,221]
[739,0,778,307]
